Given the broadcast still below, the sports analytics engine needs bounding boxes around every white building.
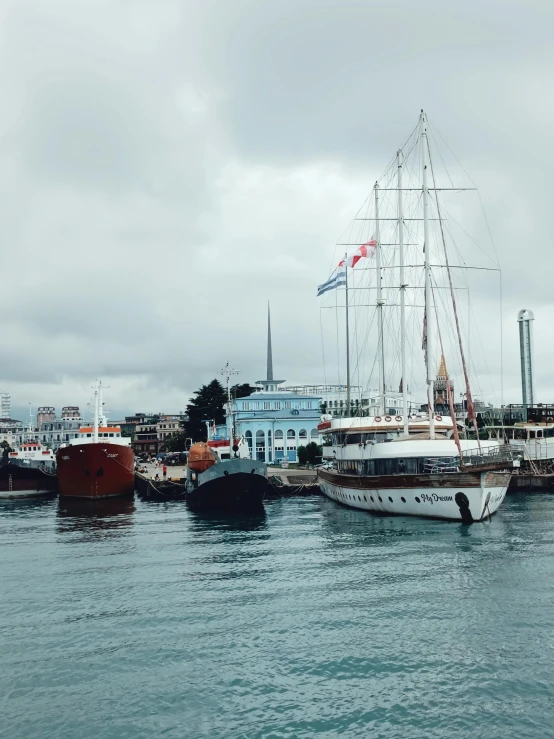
[38,416,84,450]
[282,384,416,418]
[0,418,28,447]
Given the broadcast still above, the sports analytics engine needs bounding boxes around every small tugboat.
[0,411,57,499]
[185,364,268,511]
[185,442,267,512]
[56,381,134,499]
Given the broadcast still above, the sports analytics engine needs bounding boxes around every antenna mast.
[220,363,239,449]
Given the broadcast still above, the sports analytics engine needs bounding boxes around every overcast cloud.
[0,0,552,420]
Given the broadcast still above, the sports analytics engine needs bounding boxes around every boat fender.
[374,416,382,423]
[385,415,392,422]
[395,415,402,421]
[436,415,443,421]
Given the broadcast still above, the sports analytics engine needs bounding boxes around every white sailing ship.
[317,111,518,523]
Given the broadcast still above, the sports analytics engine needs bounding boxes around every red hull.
[56,443,135,498]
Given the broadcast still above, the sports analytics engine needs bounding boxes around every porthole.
[388,496,393,503]
[370,496,374,502]
[358,496,361,501]
[415,496,421,503]
[378,496,382,502]
[401,496,406,503]
[364,496,367,502]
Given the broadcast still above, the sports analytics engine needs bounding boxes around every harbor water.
[2,493,554,738]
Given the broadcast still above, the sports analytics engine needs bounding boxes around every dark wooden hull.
[56,443,134,498]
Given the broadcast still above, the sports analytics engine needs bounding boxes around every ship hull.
[318,469,511,522]
[187,459,267,512]
[56,443,134,499]
[0,464,58,499]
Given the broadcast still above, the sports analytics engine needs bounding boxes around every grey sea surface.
[1,493,554,738]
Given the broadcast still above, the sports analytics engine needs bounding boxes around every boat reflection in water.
[188,508,267,534]
[57,495,135,534]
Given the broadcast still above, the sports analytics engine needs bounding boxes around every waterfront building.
[61,406,81,420]
[133,420,159,457]
[518,309,535,407]
[157,414,184,445]
[217,308,322,463]
[0,418,27,447]
[0,392,10,419]
[38,414,84,450]
[37,407,56,426]
[283,383,415,418]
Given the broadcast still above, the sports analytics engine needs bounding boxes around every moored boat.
[56,382,134,499]
[0,415,57,499]
[318,417,516,523]
[316,111,515,522]
[185,442,267,512]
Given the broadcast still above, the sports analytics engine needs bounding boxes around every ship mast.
[374,182,385,416]
[397,150,409,436]
[93,383,99,443]
[220,362,238,452]
[344,258,351,417]
[421,111,435,440]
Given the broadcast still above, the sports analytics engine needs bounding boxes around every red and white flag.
[338,238,376,269]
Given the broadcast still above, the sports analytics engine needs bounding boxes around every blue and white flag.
[317,268,346,297]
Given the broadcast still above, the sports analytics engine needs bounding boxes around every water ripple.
[1,493,554,737]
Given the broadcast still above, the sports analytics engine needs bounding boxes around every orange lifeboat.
[187,442,216,473]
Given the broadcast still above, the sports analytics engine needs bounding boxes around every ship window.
[87,434,91,438]
[243,402,249,411]
[311,428,318,438]
[274,402,281,410]
[275,429,284,440]
[285,401,291,409]
[287,429,295,439]
[388,496,393,503]
[109,433,114,437]
[264,402,270,410]
[415,496,421,503]
[401,496,406,503]
[299,429,307,440]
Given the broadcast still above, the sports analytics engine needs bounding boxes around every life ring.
[385,415,392,422]
[374,416,382,423]
[436,415,443,421]
[395,415,402,422]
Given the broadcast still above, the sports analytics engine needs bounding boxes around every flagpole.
[421,111,435,440]
[397,150,409,436]
[345,257,351,417]
[374,182,385,416]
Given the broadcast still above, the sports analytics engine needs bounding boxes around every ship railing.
[423,458,460,474]
[459,444,517,468]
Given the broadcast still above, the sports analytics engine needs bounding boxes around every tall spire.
[256,302,284,390]
[267,302,274,382]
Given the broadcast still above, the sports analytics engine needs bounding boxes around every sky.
[0,0,552,421]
